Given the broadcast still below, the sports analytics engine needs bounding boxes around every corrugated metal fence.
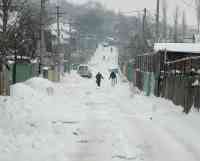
[160,75,200,113]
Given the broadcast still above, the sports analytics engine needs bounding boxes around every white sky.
[68,0,197,28]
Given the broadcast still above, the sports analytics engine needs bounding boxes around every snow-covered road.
[0,45,200,161]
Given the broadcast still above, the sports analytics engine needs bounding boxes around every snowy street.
[0,45,200,161]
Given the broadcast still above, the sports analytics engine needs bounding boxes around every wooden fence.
[0,65,10,96]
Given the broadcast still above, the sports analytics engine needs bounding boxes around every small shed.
[154,43,200,73]
[42,65,60,82]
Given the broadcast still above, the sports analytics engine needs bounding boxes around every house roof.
[154,43,200,53]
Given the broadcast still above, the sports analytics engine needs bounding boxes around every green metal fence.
[9,62,39,84]
[122,62,156,96]
[150,73,156,95]
[143,72,150,96]
[141,72,156,96]
[15,63,33,83]
[127,63,134,82]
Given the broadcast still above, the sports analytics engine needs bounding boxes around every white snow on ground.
[0,44,200,161]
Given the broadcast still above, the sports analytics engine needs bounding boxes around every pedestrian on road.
[109,71,117,86]
[96,72,104,87]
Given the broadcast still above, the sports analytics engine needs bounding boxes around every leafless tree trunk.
[2,0,12,33]
[0,0,13,57]
[0,0,30,56]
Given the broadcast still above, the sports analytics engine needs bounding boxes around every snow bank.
[10,77,54,98]
[0,76,71,161]
[10,83,37,98]
[25,77,54,94]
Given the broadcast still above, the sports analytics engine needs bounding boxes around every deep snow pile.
[0,44,200,161]
[25,77,54,93]
[10,77,54,98]
[0,77,80,161]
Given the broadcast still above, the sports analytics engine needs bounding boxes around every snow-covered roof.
[43,66,50,70]
[8,60,14,64]
[30,59,38,64]
[154,43,200,53]
[107,37,115,41]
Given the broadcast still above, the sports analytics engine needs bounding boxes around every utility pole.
[52,7,78,74]
[68,19,73,73]
[55,5,61,77]
[54,5,66,51]
[156,0,160,42]
[56,6,61,46]
[174,6,179,43]
[54,5,67,77]
[142,8,147,52]
[39,0,47,74]
[142,8,147,40]
[162,0,167,42]
[66,19,79,73]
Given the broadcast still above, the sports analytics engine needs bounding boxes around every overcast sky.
[68,0,197,28]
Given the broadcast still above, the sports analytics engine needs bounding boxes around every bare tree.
[173,6,179,42]
[0,0,13,57]
[1,0,13,33]
[0,0,29,56]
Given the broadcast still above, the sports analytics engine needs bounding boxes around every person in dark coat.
[109,71,117,86]
[96,72,104,87]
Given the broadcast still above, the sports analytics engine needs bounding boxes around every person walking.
[96,72,104,87]
[109,71,117,86]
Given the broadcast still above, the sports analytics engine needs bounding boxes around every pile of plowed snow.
[25,77,54,93]
[10,83,37,98]
[10,77,54,98]
[2,77,56,134]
